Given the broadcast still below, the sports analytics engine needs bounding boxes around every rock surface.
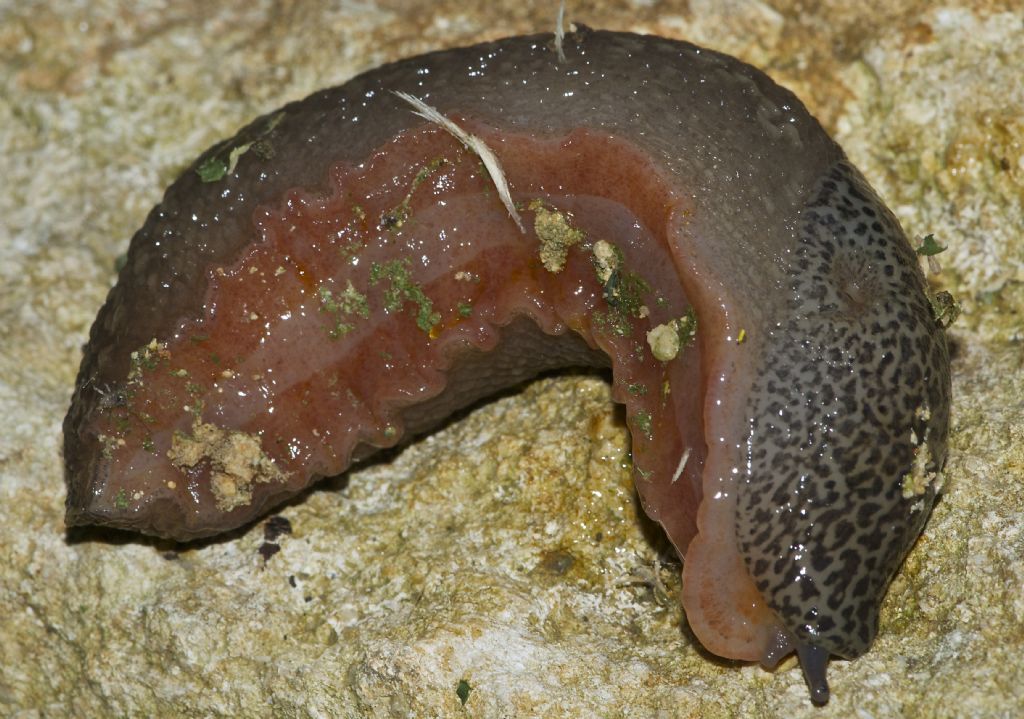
[1,1,1021,716]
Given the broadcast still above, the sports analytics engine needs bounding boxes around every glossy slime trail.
[63,28,950,703]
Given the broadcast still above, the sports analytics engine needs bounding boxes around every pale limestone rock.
[1,1,1021,717]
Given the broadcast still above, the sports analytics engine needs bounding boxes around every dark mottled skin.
[63,27,951,702]
[737,161,951,659]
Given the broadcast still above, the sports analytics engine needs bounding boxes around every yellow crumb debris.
[530,200,584,273]
[646,311,697,362]
[902,402,941,502]
[592,240,618,285]
[167,419,286,512]
[647,323,680,362]
[901,452,939,500]
[127,338,170,381]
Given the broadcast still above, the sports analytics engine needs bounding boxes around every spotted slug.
[63,27,951,703]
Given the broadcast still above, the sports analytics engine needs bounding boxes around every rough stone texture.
[1,1,1021,717]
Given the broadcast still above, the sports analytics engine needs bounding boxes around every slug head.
[736,161,951,696]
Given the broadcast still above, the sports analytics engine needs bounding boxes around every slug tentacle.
[796,642,832,706]
[63,30,951,704]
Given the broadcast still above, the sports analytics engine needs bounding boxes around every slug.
[63,27,951,703]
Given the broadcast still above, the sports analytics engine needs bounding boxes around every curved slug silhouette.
[63,28,951,703]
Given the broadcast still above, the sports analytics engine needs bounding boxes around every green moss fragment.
[456,679,471,706]
[627,383,647,396]
[457,301,473,318]
[915,233,947,256]
[370,259,440,334]
[114,488,129,510]
[196,156,229,183]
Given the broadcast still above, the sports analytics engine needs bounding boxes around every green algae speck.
[318,281,371,339]
[370,259,440,334]
[633,410,653,439]
[590,240,652,338]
